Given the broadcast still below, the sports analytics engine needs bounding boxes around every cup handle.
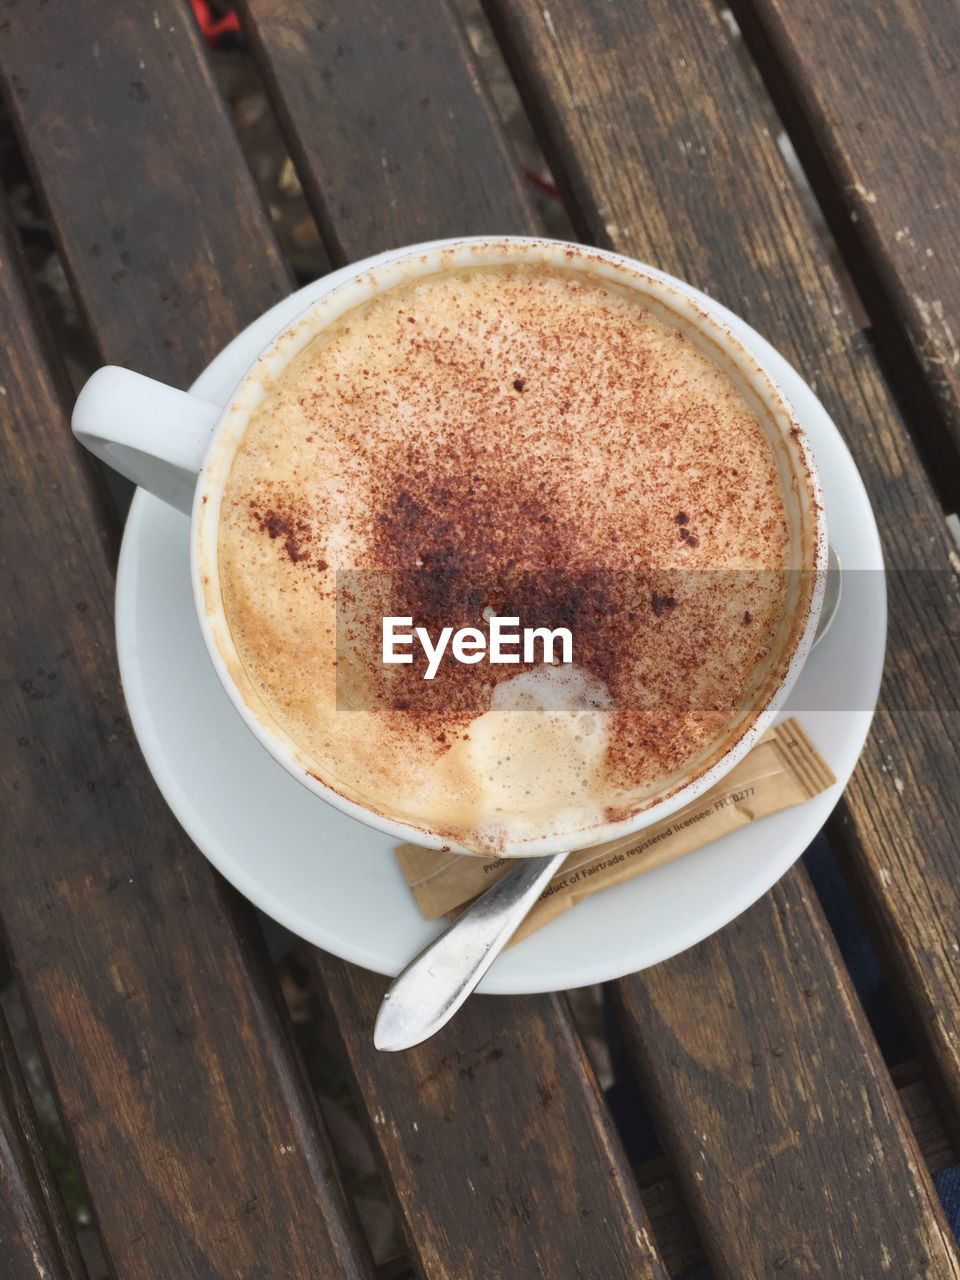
[72,366,222,515]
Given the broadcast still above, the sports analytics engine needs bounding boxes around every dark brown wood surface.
[484,0,960,1268]
[0,0,290,387]
[319,962,668,1279]
[0,1,669,1274]
[240,0,536,264]
[0,204,375,1280]
[0,9,378,1275]
[740,0,960,455]
[2,0,958,1271]
[0,1005,86,1280]
[616,867,959,1278]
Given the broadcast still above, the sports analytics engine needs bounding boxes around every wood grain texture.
[0,0,290,385]
[317,961,667,1280]
[900,1072,959,1176]
[0,1004,86,1280]
[239,0,537,264]
[615,866,959,1278]
[0,38,376,1280]
[739,0,960,453]
[483,0,960,1269]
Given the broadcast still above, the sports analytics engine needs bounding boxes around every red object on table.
[191,0,240,46]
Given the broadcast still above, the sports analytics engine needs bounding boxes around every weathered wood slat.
[0,1003,86,1280]
[738,0,960,455]
[318,962,667,1280]
[0,203,374,1280]
[239,0,536,265]
[0,4,377,1273]
[0,0,290,388]
[615,868,959,1277]
[482,0,960,1272]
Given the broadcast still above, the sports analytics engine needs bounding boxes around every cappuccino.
[217,261,805,852]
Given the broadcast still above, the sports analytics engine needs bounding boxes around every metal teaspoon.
[374,850,567,1051]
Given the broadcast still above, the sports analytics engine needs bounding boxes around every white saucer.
[116,242,885,994]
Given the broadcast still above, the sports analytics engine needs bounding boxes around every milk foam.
[217,261,797,853]
[466,667,613,848]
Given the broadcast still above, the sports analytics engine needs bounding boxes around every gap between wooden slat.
[0,989,89,1280]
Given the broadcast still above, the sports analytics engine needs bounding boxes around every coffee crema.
[217,262,804,853]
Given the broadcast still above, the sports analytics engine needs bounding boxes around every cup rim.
[191,235,828,857]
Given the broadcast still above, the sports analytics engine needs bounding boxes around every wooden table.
[2,1,959,1275]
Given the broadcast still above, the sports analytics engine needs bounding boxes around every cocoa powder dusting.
[250,499,313,564]
[218,261,798,848]
[651,592,678,617]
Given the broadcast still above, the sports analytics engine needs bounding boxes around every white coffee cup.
[73,236,827,856]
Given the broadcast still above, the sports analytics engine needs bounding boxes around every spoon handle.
[374,850,568,1051]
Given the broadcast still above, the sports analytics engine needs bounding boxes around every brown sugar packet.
[395,718,835,946]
